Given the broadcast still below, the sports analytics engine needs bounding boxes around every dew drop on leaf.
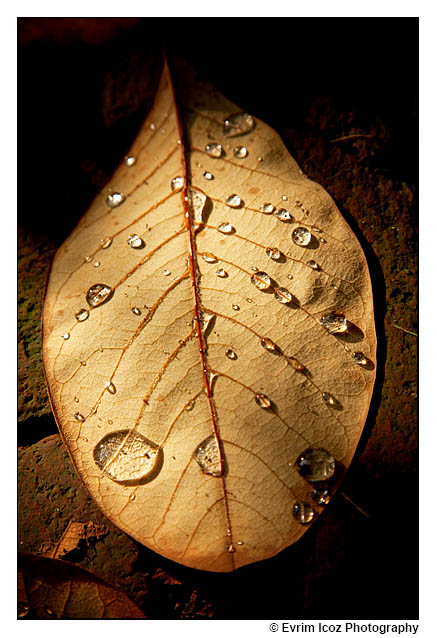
[105,381,116,395]
[306,260,320,270]
[274,287,293,304]
[275,208,293,222]
[62,332,70,340]
[312,487,331,505]
[125,156,137,167]
[131,307,141,315]
[216,268,228,278]
[188,188,207,224]
[203,171,214,180]
[74,412,85,422]
[106,192,126,208]
[266,247,282,261]
[319,313,348,334]
[259,203,275,214]
[225,194,243,208]
[292,227,312,246]
[233,145,248,159]
[322,392,337,406]
[295,447,336,482]
[205,142,223,158]
[100,237,112,249]
[352,351,370,366]
[226,349,237,360]
[217,222,234,234]
[162,269,171,276]
[75,308,90,322]
[250,271,271,290]
[193,434,222,477]
[255,393,271,409]
[223,112,254,137]
[232,304,240,311]
[200,252,218,264]
[171,176,184,191]
[292,501,315,524]
[86,284,114,308]
[127,234,145,249]
[260,337,277,352]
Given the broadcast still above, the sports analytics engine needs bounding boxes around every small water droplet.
[255,393,271,409]
[275,208,293,222]
[226,543,236,553]
[232,304,240,311]
[266,247,282,261]
[193,434,222,477]
[44,606,57,618]
[274,287,293,304]
[129,492,136,502]
[296,447,336,482]
[93,261,100,268]
[216,268,228,278]
[246,298,253,303]
[256,156,263,162]
[149,122,156,131]
[205,142,223,158]
[292,227,312,246]
[185,399,195,411]
[131,307,141,315]
[86,283,113,308]
[100,237,112,249]
[223,112,254,137]
[62,332,70,340]
[75,308,90,322]
[234,145,248,159]
[74,412,85,422]
[261,337,277,352]
[162,269,171,276]
[322,392,337,406]
[287,274,293,280]
[201,252,218,264]
[203,171,214,180]
[282,195,288,201]
[319,313,348,334]
[311,225,322,233]
[127,233,145,250]
[225,193,243,208]
[84,256,92,263]
[352,351,370,366]
[312,487,331,505]
[226,349,237,359]
[259,202,275,214]
[288,357,305,372]
[171,176,184,191]
[105,381,116,394]
[188,187,207,224]
[94,430,163,484]
[74,397,79,403]
[106,192,126,208]
[125,156,136,167]
[79,360,87,366]
[307,260,320,270]
[292,501,315,524]
[250,271,271,290]
[217,222,234,234]
[320,237,327,244]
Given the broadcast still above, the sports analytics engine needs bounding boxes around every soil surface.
[18,18,417,619]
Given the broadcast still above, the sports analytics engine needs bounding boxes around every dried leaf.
[18,553,145,618]
[42,58,376,572]
[41,520,108,559]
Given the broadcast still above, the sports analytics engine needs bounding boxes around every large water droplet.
[296,447,335,482]
[106,192,126,208]
[125,156,136,167]
[250,271,271,290]
[217,222,234,234]
[188,187,207,224]
[234,145,248,159]
[105,381,116,394]
[352,351,370,366]
[86,283,113,308]
[266,247,282,261]
[275,208,293,222]
[201,252,218,263]
[171,176,184,191]
[223,112,255,137]
[274,287,293,304]
[193,434,222,477]
[292,227,312,246]
[226,193,243,208]
[319,313,348,334]
[259,203,275,214]
[292,501,315,524]
[205,142,223,158]
[75,308,90,322]
[255,393,271,409]
[127,234,145,249]
[307,260,320,270]
[203,171,214,180]
[260,337,277,352]
[216,268,228,278]
[226,349,237,359]
[93,430,163,485]
[312,487,331,505]
[100,237,112,249]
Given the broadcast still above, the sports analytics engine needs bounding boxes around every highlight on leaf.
[42,56,376,572]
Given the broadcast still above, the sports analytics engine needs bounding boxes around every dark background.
[18,18,417,619]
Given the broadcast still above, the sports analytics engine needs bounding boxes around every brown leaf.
[18,552,145,618]
[41,520,108,559]
[42,57,376,572]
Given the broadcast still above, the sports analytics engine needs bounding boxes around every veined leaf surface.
[42,58,376,572]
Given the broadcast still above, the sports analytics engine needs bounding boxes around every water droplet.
[163,269,171,276]
[193,434,222,477]
[205,142,223,158]
[232,304,240,311]
[282,195,288,201]
[171,176,184,191]
[288,357,305,372]
[106,192,126,208]
[312,487,331,505]
[201,252,218,264]
[261,337,277,352]
[223,112,254,137]
[319,313,348,334]
[292,501,315,524]
[62,332,70,340]
[203,171,214,180]
[131,307,141,316]
[17,602,30,618]
[74,412,85,422]
[94,430,163,484]
[100,237,112,249]
[75,308,90,322]
[188,187,207,224]
[352,351,370,366]
[259,203,275,214]
[79,360,87,366]
[307,260,319,270]
[320,238,327,244]
[275,208,293,222]
[225,193,243,208]
[127,233,146,251]
[125,156,136,167]
[266,247,282,261]
[234,145,248,159]
[292,227,312,246]
[246,298,253,303]
[226,349,237,359]
[200,311,215,333]
[257,156,264,162]
[296,447,336,482]
[129,492,136,502]
[322,392,337,406]
[105,381,116,394]
[84,256,92,263]
[185,400,195,412]
[250,271,271,290]
[86,283,113,308]
[255,393,271,409]
[74,397,79,403]
[216,268,228,278]
[217,222,234,234]
[226,544,236,553]
[44,606,57,618]
[149,122,156,131]
[274,287,293,304]
[93,261,100,268]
